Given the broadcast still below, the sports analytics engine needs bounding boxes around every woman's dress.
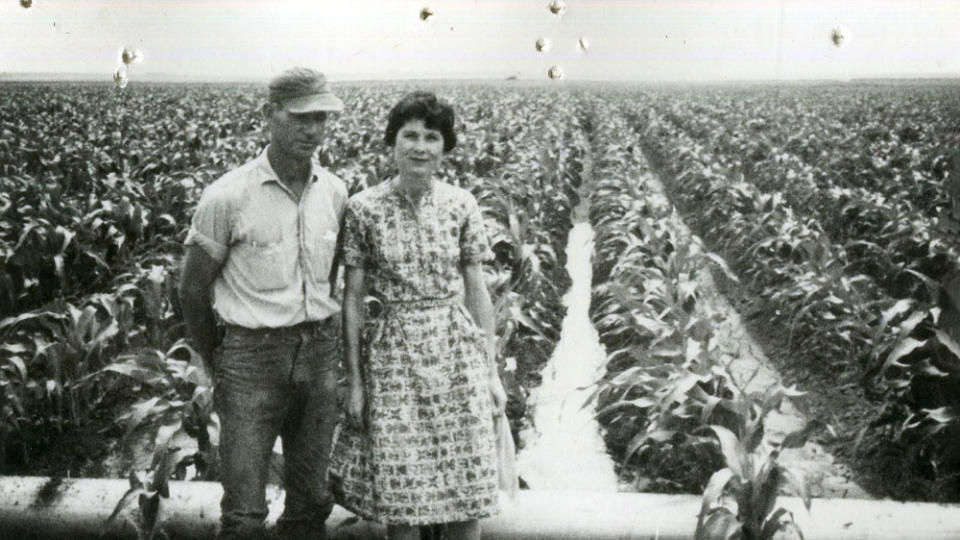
[329,178,499,526]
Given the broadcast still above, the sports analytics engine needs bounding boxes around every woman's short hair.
[384,91,457,152]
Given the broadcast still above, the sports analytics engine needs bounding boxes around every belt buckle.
[299,321,316,337]
[307,318,326,336]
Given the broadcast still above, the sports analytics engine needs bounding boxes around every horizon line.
[3,71,960,85]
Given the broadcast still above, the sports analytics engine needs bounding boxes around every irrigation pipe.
[2,476,960,539]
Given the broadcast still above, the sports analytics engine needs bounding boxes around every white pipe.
[2,476,960,539]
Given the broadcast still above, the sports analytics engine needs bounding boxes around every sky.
[2,0,960,82]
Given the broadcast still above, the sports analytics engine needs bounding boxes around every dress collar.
[389,176,435,206]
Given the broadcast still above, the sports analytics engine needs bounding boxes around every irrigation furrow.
[515,100,619,491]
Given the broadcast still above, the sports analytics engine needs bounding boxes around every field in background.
[2,80,960,502]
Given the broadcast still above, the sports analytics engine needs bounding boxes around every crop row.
[656,89,958,303]
[580,91,814,539]
[0,83,580,474]
[627,86,960,500]
[582,93,738,494]
[636,102,885,371]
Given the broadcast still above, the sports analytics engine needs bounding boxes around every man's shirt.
[186,148,347,328]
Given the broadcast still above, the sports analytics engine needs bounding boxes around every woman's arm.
[343,265,366,427]
[461,262,507,414]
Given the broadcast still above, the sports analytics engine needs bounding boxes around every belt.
[224,317,337,338]
[379,296,460,312]
[366,296,461,344]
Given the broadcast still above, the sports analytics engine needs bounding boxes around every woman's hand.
[347,379,365,429]
[488,374,507,416]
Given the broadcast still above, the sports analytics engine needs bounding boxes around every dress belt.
[379,296,460,311]
[367,296,464,345]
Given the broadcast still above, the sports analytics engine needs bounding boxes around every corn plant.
[0,367,27,469]
[0,294,132,460]
[585,98,743,491]
[103,448,178,540]
[694,380,813,540]
[100,340,219,481]
[866,275,960,497]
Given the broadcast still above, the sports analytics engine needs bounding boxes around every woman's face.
[393,118,445,180]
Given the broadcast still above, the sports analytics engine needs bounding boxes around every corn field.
[2,80,960,504]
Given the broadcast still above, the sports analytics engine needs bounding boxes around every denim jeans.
[213,318,340,540]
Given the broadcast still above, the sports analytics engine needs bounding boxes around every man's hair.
[384,91,457,152]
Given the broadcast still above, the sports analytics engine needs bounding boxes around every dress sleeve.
[341,201,371,268]
[184,183,233,263]
[460,192,494,265]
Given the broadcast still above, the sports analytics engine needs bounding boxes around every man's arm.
[329,186,349,297]
[328,246,342,296]
[179,244,225,374]
[342,265,366,427]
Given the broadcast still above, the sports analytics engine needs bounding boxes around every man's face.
[266,103,328,160]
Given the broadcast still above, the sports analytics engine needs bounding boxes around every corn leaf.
[708,425,745,477]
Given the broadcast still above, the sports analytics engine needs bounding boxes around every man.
[179,67,347,540]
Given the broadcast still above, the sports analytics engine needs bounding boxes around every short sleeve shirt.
[340,178,492,304]
[185,148,347,328]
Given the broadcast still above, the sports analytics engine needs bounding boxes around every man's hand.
[198,345,216,379]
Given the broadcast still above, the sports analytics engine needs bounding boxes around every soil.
[515,221,619,492]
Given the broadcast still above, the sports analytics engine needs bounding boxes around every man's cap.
[268,67,344,113]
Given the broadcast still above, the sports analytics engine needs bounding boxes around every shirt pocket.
[305,228,338,286]
[233,239,292,291]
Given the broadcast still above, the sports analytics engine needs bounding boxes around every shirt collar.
[254,146,320,186]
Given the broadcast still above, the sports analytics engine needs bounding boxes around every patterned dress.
[329,178,500,526]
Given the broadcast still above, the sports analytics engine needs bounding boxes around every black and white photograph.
[2,1,960,538]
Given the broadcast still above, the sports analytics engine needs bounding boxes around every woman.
[329,91,507,540]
